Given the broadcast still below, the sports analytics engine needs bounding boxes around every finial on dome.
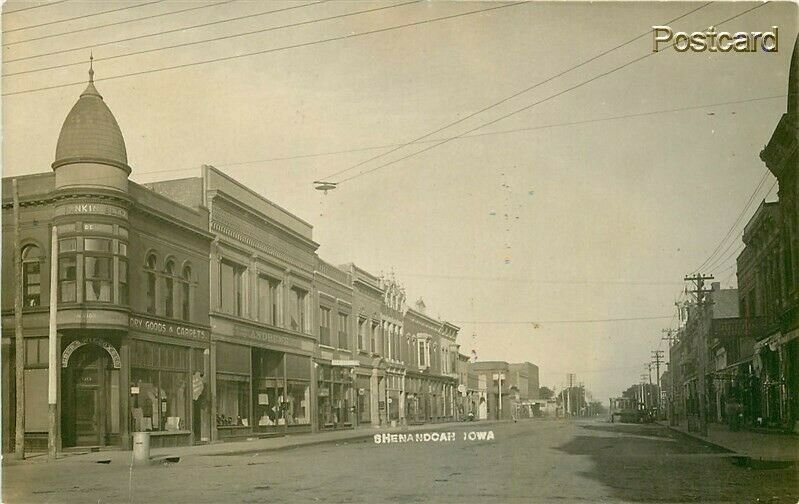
[89,53,94,83]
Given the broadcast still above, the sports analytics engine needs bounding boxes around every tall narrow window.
[145,254,157,314]
[59,254,77,303]
[358,318,367,351]
[370,322,378,354]
[164,260,175,318]
[290,287,308,333]
[118,258,128,305]
[219,260,245,316]
[21,245,42,307]
[181,265,191,321]
[337,313,348,349]
[257,275,280,325]
[319,307,331,346]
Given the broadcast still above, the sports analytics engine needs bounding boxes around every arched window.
[164,260,175,318]
[145,254,157,314]
[181,264,191,321]
[22,245,42,307]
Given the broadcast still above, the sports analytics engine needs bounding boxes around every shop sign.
[130,386,140,395]
[62,338,121,369]
[234,325,302,349]
[57,202,128,219]
[332,360,359,367]
[712,317,766,339]
[130,315,209,341]
[318,388,330,397]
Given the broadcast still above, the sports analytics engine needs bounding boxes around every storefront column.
[209,341,218,442]
[119,339,130,450]
[370,369,379,427]
[310,360,318,433]
[399,372,406,425]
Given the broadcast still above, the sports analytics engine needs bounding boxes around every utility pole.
[48,226,59,460]
[13,179,25,460]
[684,273,714,437]
[652,350,664,410]
[662,328,677,425]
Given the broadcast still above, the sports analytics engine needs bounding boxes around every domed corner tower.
[52,61,131,193]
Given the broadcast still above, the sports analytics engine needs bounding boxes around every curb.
[201,419,511,457]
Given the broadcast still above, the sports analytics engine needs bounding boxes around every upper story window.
[145,254,157,314]
[337,313,349,349]
[289,287,309,333]
[370,321,379,354]
[319,307,331,346]
[164,260,176,318]
[22,245,42,307]
[220,260,245,317]
[257,275,280,326]
[181,265,192,321]
[357,318,367,351]
[417,339,429,368]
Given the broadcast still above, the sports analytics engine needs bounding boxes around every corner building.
[2,72,213,451]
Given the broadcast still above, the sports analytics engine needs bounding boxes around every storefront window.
[131,341,190,432]
[286,382,310,425]
[357,375,371,423]
[216,342,250,428]
[318,365,352,428]
[217,377,249,426]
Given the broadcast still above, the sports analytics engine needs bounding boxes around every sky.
[2,0,797,403]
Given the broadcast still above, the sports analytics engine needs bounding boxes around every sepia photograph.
[0,0,797,502]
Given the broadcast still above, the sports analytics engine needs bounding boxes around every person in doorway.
[478,397,488,420]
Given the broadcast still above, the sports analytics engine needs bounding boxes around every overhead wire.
[4,0,236,47]
[4,0,326,63]
[3,0,69,15]
[203,94,783,170]
[334,2,771,184]
[4,0,424,77]
[452,315,674,325]
[3,0,164,34]
[693,169,773,273]
[316,1,714,183]
[2,1,524,97]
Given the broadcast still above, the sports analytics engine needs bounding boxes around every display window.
[317,365,353,429]
[131,341,190,432]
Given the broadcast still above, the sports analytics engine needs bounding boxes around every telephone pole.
[662,328,677,425]
[13,179,25,460]
[652,350,664,410]
[684,273,714,437]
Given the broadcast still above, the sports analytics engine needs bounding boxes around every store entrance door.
[62,341,120,448]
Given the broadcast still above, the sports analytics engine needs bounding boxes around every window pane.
[25,339,38,366]
[220,262,235,315]
[84,238,112,252]
[118,242,127,256]
[119,259,128,305]
[286,382,310,425]
[118,227,129,239]
[59,239,77,252]
[85,256,112,302]
[217,376,250,426]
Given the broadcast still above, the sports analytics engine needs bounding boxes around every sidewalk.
[3,418,509,467]
[662,420,799,462]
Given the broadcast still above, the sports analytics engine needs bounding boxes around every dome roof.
[53,65,129,171]
[788,34,798,115]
